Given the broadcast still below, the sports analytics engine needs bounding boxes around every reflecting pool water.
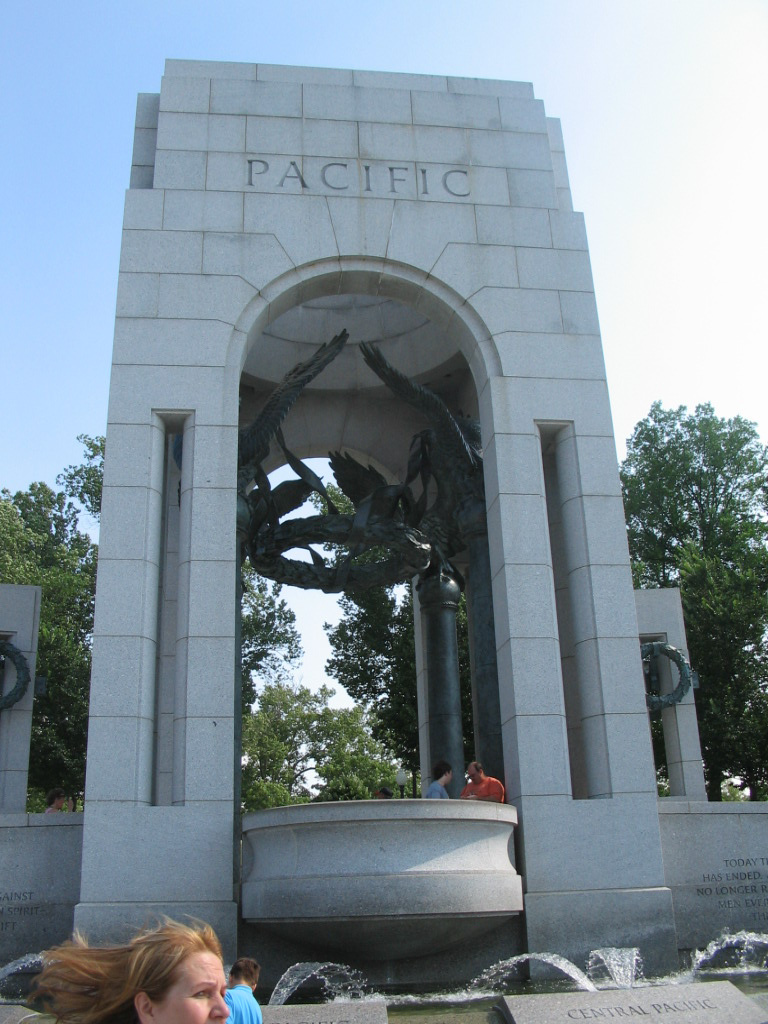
[264,931,768,1024]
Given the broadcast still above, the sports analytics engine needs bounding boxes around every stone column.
[0,585,41,812]
[457,497,504,785]
[417,571,464,798]
[635,588,706,799]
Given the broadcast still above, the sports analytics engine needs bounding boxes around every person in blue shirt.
[424,760,452,798]
[225,958,262,1024]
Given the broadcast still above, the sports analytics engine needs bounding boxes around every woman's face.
[135,952,229,1024]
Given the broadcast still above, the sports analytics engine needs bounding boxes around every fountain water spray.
[587,947,643,988]
[469,952,597,993]
[692,931,768,975]
[268,962,367,1005]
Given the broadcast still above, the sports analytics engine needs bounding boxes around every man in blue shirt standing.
[225,958,262,1024]
[424,760,452,798]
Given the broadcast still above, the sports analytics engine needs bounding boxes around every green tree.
[57,434,104,524]
[621,403,768,799]
[240,680,396,809]
[240,563,302,706]
[622,402,768,587]
[312,703,397,802]
[726,688,768,800]
[240,680,322,808]
[325,584,473,787]
[0,500,38,582]
[325,586,417,770]
[677,543,768,799]
[1,438,103,802]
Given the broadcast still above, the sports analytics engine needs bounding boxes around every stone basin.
[241,799,523,959]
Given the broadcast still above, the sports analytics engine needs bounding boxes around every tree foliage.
[241,680,321,808]
[324,586,417,765]
[677,543,768,799]
[312,702,398,802]
[0,436,105,802]
[622,402,768,587]
[324,582,474,783]
[240,564,302,707]
[621,402,768,799]
[57,434,104,525]
[240,680,396,809]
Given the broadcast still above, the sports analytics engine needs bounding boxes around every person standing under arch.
[460,761,505,803]
[424,761,453,798]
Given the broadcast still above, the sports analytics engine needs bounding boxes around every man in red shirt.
[459,761,505,803]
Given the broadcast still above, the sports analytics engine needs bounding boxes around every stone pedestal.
[242,800,522,959]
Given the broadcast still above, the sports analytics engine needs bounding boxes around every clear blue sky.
[2,1,766,698]
[3,0,766,495]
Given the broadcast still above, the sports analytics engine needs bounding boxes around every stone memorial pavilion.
[1,61,766,989]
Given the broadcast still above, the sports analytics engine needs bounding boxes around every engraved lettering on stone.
[320,162,349,190]
[693,854,768,925]
[278,161,308,189]
[0,891,39,932]
[246,157,473,200]
[247,159,269,185]
[442,168,470,196]
[388,166,408,193]
[565,996,719,1018]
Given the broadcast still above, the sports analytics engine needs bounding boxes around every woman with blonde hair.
[33,919,230,1024]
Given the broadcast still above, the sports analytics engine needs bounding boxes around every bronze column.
[417,570,465,798]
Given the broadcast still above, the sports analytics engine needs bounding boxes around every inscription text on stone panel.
[247,158,471,199]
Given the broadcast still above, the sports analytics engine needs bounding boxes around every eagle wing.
[360,342,478,470]
[239,330,349,471]
[329,450,389,506]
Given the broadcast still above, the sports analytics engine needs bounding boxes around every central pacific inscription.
[497,981,767,1024]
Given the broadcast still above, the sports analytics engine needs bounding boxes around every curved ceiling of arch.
[241,293,473,408]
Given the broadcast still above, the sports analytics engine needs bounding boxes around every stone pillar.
[76,410,239,957]
[552,426,610,797]
[552,424,656,801]
[483,423,574,805]
[417,571,465,798]
[635,588,706,799]
[0,585,41,812]
[87,413,166,807]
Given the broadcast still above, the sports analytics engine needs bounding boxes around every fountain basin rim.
[243,799,519,828]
